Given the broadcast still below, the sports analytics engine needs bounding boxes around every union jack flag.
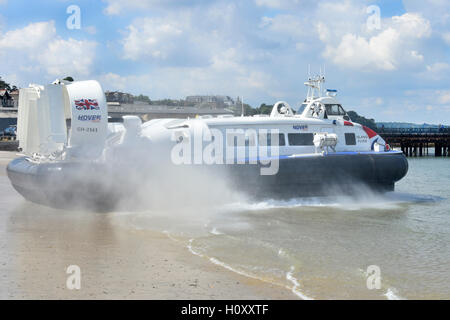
[74,99,100,110]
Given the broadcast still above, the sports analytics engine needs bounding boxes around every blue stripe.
[235,150,403,162]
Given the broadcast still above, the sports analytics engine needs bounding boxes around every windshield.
[325,104,346,116]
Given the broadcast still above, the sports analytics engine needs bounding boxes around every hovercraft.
[7,76,408,210]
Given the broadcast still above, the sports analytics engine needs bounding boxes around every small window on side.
[288,133,314,146]
[345,133,356,145]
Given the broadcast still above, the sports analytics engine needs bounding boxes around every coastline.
[0,151,295,299]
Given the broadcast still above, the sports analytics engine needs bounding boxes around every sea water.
[114,157,449,299]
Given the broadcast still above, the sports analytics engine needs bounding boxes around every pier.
[379,127,450,157]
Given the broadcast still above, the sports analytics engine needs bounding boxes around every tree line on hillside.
[346,111,377,130]
[0,77,17,91]
[134,94,195,106]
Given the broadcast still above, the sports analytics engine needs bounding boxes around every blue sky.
[0,0,449,124]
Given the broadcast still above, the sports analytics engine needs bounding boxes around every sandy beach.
[0,151,294,299]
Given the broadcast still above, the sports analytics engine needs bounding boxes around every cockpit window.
[325,104,346,116]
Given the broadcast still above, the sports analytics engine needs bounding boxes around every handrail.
[378,127,450,134]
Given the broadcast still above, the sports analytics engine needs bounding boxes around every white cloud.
[120,2,244,66]
[103,0,161,15]
[99,72,130,91]
[100,48,274,101]
[259,14,308,39]
[103,0,210,15]
[121,3,279,69]
[0,21,97,82]
[255,0,292,8]
[38,38,97,77]
[322,13,431,71]
[115,2,282,101]
[402,0,450,66]
[254,0,311,10]
[403,0,450,27]
[400,89,450,121]
[0,21,55,49]
[315,1,367,38]
[316,21,331,42]
[122,17,184,61]
[418,62,450,80]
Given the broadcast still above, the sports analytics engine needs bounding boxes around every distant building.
[185,95,236,108]
[0,89,19,108]
[105,91,134,104]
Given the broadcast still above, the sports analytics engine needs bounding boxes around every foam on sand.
[186,237,313,300]
[286,266,313,300]
[384,287,404,300]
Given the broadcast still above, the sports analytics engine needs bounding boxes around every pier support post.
[435,144,441,157]
[419,143,423,157]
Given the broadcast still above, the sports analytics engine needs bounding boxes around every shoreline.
[0,151,295,299]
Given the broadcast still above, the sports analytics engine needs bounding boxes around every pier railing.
[378,127,450,134]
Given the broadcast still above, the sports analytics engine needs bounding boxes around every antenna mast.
[304,68,326,102]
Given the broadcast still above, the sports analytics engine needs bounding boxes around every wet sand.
[0,151,294,299]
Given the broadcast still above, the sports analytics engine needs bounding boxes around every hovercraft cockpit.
[296,75,351,121]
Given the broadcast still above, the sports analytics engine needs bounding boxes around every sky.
[0,0,449,124]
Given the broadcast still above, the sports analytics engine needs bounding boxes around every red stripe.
[344,121,353,126]
[362,126,378,139]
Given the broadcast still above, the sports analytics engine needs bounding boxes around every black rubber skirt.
[223,151,409,198]
[7,151,408,209]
